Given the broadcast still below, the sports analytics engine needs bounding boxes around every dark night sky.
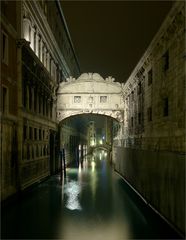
[61,1,173,82]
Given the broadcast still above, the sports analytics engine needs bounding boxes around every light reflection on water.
[58,150,131,239]
[63,180,82,211]
[2,149,181,239]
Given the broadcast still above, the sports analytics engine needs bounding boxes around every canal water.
[2,150,181,239]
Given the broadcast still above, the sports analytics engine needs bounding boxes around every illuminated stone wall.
[120,1,185,153]
[114,1,185,234]
[1,0,80,200]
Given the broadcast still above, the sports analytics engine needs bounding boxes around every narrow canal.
[2,150,181,239]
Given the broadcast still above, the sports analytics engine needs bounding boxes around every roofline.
[125,0,183,85]
[56,0,81,74]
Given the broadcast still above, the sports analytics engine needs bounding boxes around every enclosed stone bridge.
[87,143,112,155]
[57,73,125,123]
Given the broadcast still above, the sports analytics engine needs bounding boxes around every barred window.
[74,96,81,103]
[148,69,153,86]
[100,96,107,103]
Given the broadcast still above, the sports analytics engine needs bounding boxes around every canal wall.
[113,146,185,235]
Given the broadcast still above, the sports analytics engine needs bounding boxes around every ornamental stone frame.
[57,73,125,123]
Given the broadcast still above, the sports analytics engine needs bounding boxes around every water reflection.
[2,149,181,240]
[63,180,82,211]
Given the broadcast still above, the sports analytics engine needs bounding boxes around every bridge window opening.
[74,96,81,103]
[100,96,107,103]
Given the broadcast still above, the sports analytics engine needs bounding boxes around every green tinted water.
[2,151,181,239]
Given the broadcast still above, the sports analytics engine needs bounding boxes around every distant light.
[91,161,96,172]
[99,139,103,144]
[78,163,82,173]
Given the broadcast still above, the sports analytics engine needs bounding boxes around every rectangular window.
[138,82,142,95]
[29,127,32,140]
[43,97,45,115]
[138,112,141,125]
[50,102,53,118]
[147,107,152,121]
[74,96,81,103]
[34,91,37,112]
[39,96,41,113]
[43,130,45,139]
[39,129,42,140]
[34,128,37,140]
[163,97,169,116]
[100,96,107,103]
[1,31,8,64]
[131,91,134,101]
[131,117,133,128]
[148,69,153,86]
[23,125,27,141]
[29,87,32,110]
[163,50,169,71]
[2,87,8,114]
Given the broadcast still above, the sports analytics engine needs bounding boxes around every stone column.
[23,18,30,42]
[47,51,50,72]
[35,31,39,57]
[30,25,34,50]
[43,46,46,67]
[40,39,43,63]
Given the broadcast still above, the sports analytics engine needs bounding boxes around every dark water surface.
[1,152,182,239]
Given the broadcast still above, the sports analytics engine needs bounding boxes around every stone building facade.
[113,1,185,234]
[1,1,19,201]
[1,0,80,200]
